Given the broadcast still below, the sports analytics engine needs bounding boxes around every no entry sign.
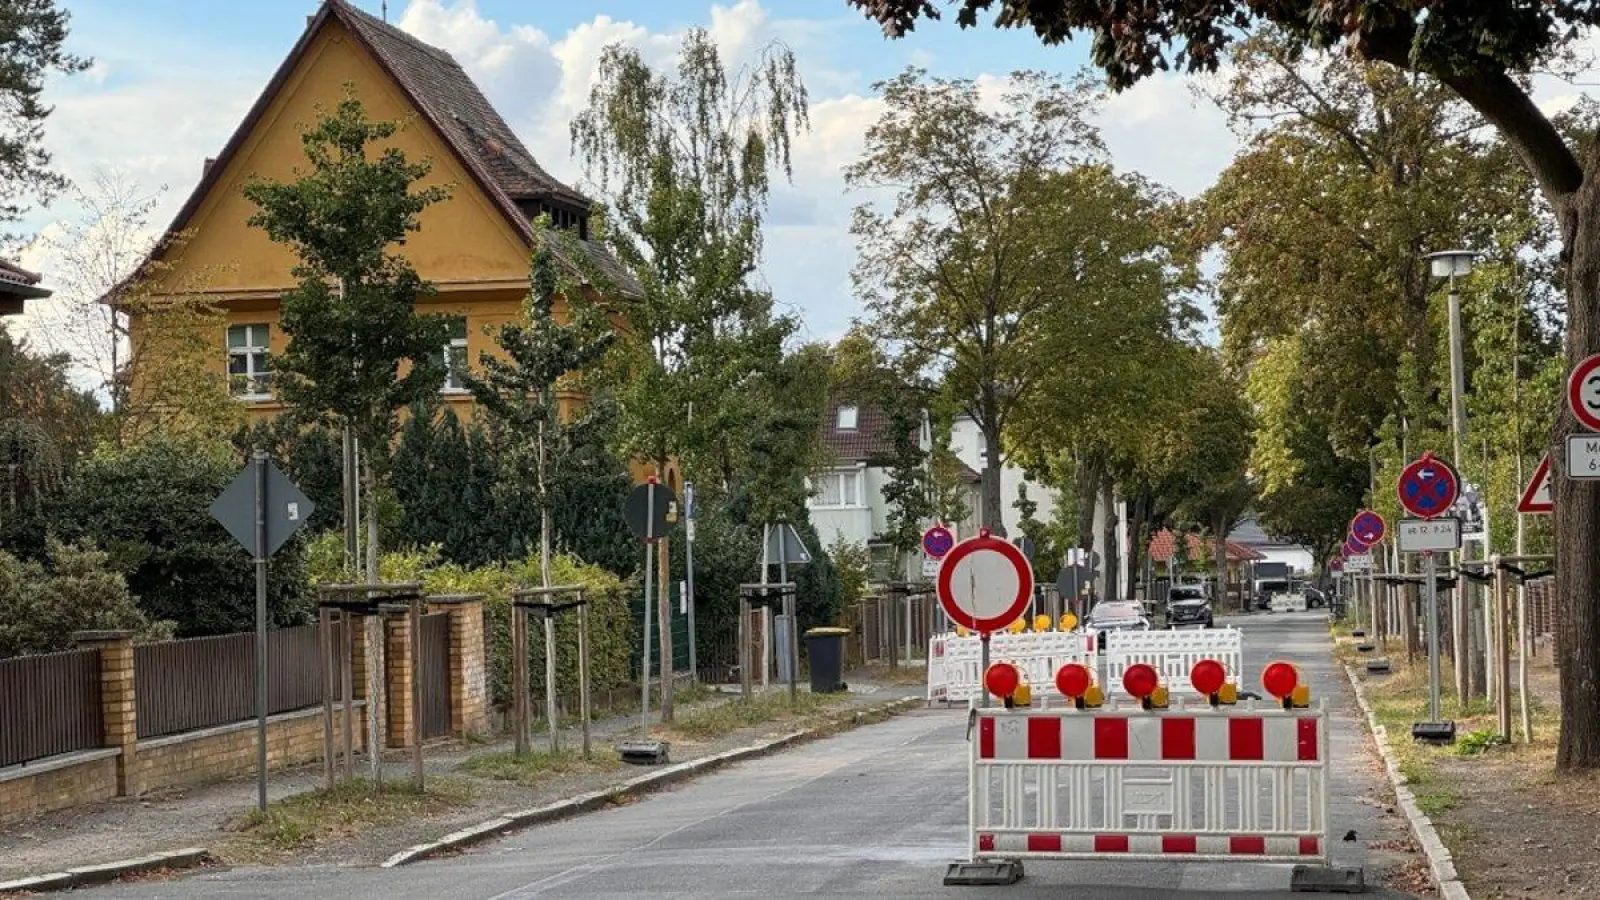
[1397,452,1459,520]
[936,531,1033,634]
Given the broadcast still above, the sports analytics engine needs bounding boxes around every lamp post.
[1426,249,1480,709]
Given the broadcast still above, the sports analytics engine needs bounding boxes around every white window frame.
[808,467,864,509]
[442,317,469,392]
[227,323,272,401]
[837,405,859,429]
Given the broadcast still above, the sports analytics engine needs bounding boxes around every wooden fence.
[134,623,342,740]
[0,648,103,768]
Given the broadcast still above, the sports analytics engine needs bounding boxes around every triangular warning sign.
[1518,453,1553,514]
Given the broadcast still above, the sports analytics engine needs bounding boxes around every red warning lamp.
[985,661,1021,699]
[1262,661,1299,700]
[1055,662,1092,699]
[1190,659,1227,697]
[1122,663,1159,700]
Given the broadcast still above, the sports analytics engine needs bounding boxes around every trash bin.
[805,626,850,693]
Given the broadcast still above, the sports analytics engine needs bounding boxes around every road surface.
[75,612,1420,898]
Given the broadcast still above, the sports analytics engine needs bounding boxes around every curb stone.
[1343,665,1471,900]
[0,848,210,896]
[381,696,923,867]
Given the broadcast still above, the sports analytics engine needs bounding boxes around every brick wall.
[135,704,365,794]
[0,751,119,826]
[384,613,414,747]
[430,596,488,737]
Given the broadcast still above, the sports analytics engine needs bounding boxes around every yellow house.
[124,0,637,424]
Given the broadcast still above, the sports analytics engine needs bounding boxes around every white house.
[806,402,1061,578]
[946,415,1060,539]
[1228,517,1316,575]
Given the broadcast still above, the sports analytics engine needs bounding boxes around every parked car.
[1301,585,1327,609]
[1084,600,1152,649]
[1165,586,1215,629]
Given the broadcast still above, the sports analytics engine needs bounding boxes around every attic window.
[837,406,858,430]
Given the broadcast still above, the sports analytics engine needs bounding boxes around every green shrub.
[0,539,174,657]
[305,532,635,709]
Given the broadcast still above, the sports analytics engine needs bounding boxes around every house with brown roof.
[1147,528,1267,606]
[122,0,634,422]
[0,260,50,317]
[810,400,982,577]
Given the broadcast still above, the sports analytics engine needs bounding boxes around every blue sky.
[20,0,1244,355]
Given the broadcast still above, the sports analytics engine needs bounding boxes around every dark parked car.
[1165,586,1215,629]
[1301,586,1327,609]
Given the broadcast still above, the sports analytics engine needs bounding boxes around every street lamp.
[1425,248,1479,734]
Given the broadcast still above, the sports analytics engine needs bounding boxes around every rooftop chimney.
[203,157,216,177]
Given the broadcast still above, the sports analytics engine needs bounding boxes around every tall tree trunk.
[1556,176,1600,770]
[1074,452,1103,552]
[981,423,1005,536]
[1212,510,1232,612]
[1100,478,1120,600]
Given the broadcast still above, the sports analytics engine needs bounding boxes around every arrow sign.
[1518,453,1553,514]
[1397,452,1459,520]
[921,524,955,559]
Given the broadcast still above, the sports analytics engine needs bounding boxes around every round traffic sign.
[1568,353,1600,432]
[1350,509,1386,546]
[1343,538,1365,557]
[921,524,955,558]
[1330,558,1344,572]
[623,480,677,542]
[1397,452,1459,520]
[936,531,1034,634]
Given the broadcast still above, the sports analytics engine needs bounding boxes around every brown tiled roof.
[0,258,49,302]
[1148,529,1266,564]
[132,0,638,297]
[821,402,908,464]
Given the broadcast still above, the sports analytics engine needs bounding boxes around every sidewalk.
[0,673,921,881]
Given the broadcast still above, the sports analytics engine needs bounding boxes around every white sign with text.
[1398,517,1462,553]
[1567,434,1600,480]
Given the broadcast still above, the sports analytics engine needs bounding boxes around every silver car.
[1084,601,1151,649]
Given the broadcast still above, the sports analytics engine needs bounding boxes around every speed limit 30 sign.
[1568,353,1600,432]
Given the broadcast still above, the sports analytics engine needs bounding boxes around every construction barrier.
[1103,628,1243,698]
[929,631,1095,704]
[946,659,1358,890]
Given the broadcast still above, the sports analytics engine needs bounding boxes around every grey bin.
[805,626,850,693]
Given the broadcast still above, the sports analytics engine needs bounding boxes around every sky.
[9,0,1247,363]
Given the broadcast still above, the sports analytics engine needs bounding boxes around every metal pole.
[979,633,991,709]
[685,484,697,684]
[640,486,655,736]
[779,526,795,703]
[1446,280,1472,709]
[252,450,269,814]
[578,593,592,759]
[1425,551,1443,722]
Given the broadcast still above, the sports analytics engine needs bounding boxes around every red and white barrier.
[966,703,1330,864]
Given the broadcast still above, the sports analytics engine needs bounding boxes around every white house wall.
[946,417,1059,537]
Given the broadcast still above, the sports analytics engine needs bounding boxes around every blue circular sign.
[1350,510,1386,546]
[922,525,955,558]
[1397,453,1459,520]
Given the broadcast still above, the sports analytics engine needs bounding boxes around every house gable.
[149,12,540,298]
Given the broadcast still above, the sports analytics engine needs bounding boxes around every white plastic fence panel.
[1270,592,1308,613]
[927,631,1098,703]
[967,705,1330,865]
[1103,628,1244,698]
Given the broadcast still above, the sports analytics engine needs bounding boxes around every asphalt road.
[76,611,1420,899]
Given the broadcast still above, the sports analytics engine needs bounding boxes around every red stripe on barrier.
[1094,834,1129,853]
[1229,717,1264,760]
[980,716,995,759]
[1162,835,1197,853]
[978,834,995,851]
[1299,836,1320,856]
[1027,834,1062,852]
[1161,718,1195,760]
[1094,717,1128,759]
[1028,716,1061,759]
[1230,836,1266,855]
[1298,717,1319,761]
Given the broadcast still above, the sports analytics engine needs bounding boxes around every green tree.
[464,237,616,589]
[0,0,90,243]
[848,69,1106,535]
[242,95,451,582]
[0,539,172,658]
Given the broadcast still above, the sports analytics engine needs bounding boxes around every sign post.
[209,452,313,813]
[935,530,1033,708]
[684,481,697,683]
[1396,452,1460,744]
[621,478,676,765]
